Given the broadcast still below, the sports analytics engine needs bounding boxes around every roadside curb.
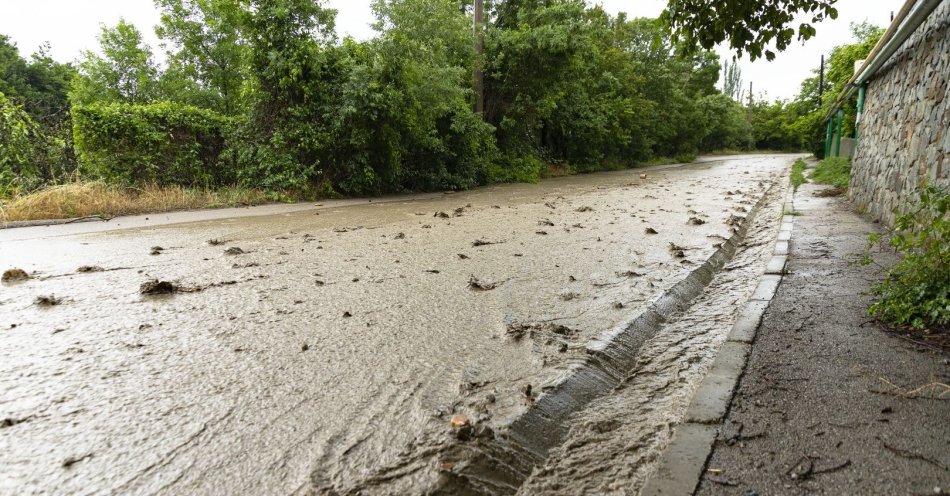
[0,215,110,230]
[641,189,795,496]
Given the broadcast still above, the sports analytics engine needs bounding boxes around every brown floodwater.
[0,155,794,494]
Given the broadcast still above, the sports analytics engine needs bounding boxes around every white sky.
[0,0,899,101]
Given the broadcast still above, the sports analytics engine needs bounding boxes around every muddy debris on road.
[34,294,63,306]
[139,280,179,295]
[2,268,31,282]
[468,275,502,291]
[472,239,502,247]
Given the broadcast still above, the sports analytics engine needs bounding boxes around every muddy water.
[519,174,789,495]
[0,156,792,494]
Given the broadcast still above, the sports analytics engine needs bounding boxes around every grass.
[0,181,287,223]
[810,157,851,189]
[790,158,807,192]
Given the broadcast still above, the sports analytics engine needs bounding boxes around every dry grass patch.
[1,182,279,222]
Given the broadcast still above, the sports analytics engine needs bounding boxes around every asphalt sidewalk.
[695,182,950,495]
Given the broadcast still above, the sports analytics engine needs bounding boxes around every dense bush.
[73,101,232,186]
[865,185,950,330]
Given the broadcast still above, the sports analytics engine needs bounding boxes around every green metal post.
[834,109,844,157]
[855,84,866,141]
[825,117,834,158]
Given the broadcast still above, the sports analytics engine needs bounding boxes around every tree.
[661,0,839,61]
[232,0,338,190]
[154,0,248,114]
[72,20,159,105]
[0,36,31,106]
[0,36,74,122]
[722,59,742,101]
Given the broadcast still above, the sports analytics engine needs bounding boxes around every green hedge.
[73,101,233,186]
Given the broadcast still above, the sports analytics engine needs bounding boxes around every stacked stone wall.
[850,1,949,225]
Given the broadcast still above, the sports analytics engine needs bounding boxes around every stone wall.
[849,1,949,226]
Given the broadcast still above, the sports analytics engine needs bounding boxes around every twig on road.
[878,437,947,470]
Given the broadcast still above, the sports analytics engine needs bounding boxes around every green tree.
[154,0,248,114]
[0,37,76,185]
[822,22,883,137]
[72,20,160,105]
[233,0,338,190]
[662,0,839,61]
[0,36,74,122]
[722,59,742,101]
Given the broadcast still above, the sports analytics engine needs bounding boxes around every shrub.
[73,101,233,186]
[810,156,851,189]
[487,153,543,184]
[865,184,949,330]
[0,91,68,194]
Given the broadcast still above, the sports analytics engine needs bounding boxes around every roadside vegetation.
[810,156,851,195]
[789,159,807,192]
[860,185,949,333]
[0,0,868,221]
[1,182,278,222]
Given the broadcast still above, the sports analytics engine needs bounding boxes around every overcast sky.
[0,0,898,101]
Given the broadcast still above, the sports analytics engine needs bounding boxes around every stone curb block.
[640,423,719,496]
[781,215,795,224]
[750,274,782,301]
[774,240,789,256]
[683,341,752,424]
[777,230,792,241]
[727,300,770,344]
[781,221,793,231]
[765,255,787,275]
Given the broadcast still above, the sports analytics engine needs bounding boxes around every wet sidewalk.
[695,182,950,495]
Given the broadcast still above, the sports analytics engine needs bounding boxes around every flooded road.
[0,155,794,494]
